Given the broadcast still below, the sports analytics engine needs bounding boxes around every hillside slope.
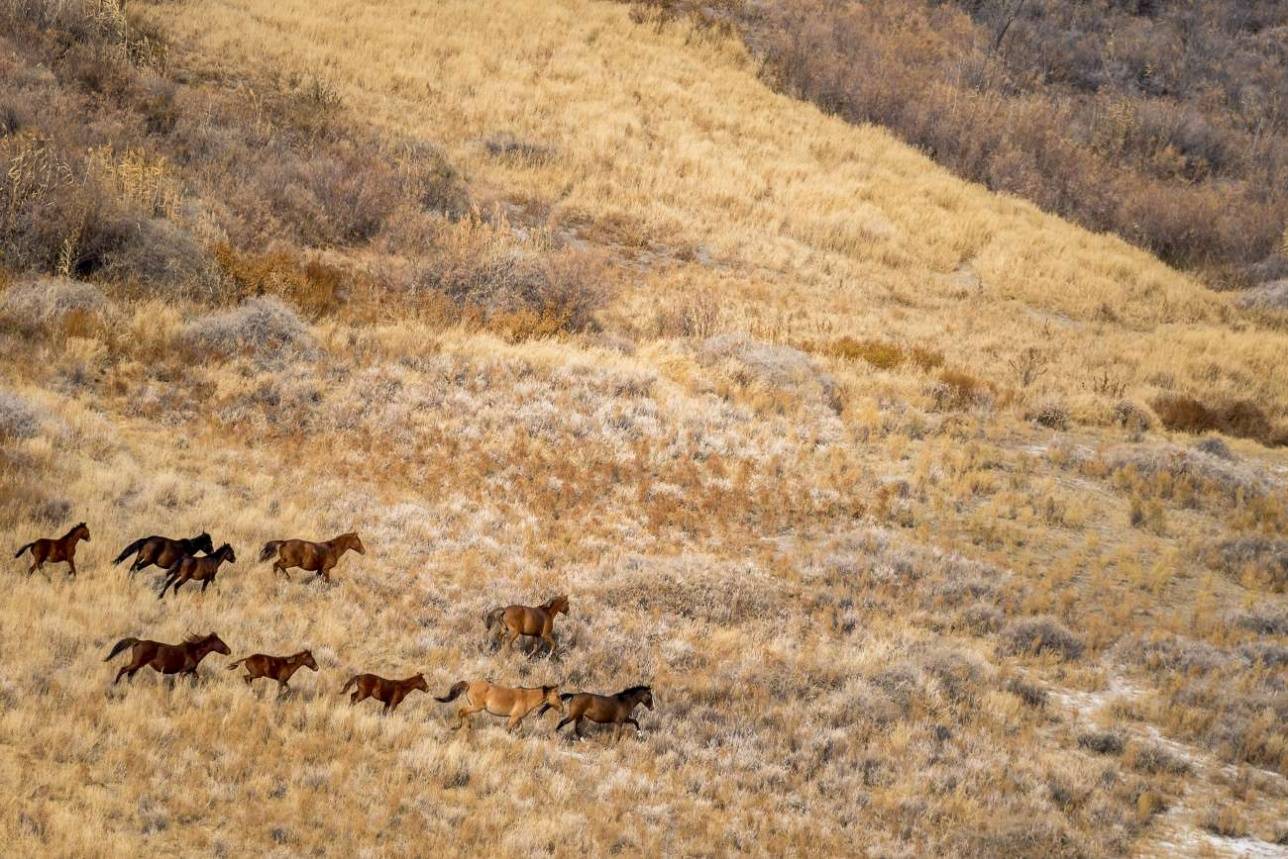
[1,0,1286,856]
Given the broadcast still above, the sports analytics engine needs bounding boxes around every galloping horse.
[104,632,230,685]
[435,680,563,732]
[114,532,213,577]
[260,532,364,582]
[156,544,236,599]
[484,595,569,656]
[340,673,428,713]
[227,650,318,693]
[555,685,654,742]
[14,522,90,577]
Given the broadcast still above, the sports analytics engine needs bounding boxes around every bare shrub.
[101,218,218,298]
[695,334,841,412]
[1001,616,1084,661]
[414,220,609,334]
[1208,537,1288,593]
[1077,731,1124,755]
[181,296,316,364]
[1112,400,1152,434]
[1125,742,1191,776]
[0,388,41,440]
[1026,400,1069,430]
[0,277,107,335]
[1152,394,1283,447]
[652,289,722,338]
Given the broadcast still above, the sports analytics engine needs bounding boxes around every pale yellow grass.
[154,0,1288,417]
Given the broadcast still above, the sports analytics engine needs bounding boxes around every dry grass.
[0,0,1286,856]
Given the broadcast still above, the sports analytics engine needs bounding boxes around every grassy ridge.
[1,0,1286,855]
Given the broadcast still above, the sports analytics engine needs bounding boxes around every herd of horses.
[14,523,655,741]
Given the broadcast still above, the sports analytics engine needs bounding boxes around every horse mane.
[65,522,87,537]
[184,632,218,645]
[618,685,651,697]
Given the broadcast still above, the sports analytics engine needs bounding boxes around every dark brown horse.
[555,685,654,742]
[260,532,364,582]
[484,595,569,655]
[104,632,230,685]
[435,680,563,732]
[156,544,236,599]
[340,673,428,713]
[227,650,318,693]
[15,522,90,577]
[115,531,213,577]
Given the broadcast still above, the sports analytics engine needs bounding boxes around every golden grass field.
[2,0,1287,855]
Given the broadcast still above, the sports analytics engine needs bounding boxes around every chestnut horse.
[227,650,318,692]
[555,685,654,742]
[104,632,230,685]
[115,531,213,577]
[484,595,569,655]
[435,680,563,732]
[340,673,427,713]
[15,522,90,577]
[260,532,364,582]
[156,544,236,599]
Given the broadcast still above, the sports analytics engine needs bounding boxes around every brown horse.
[555,685,654,743]
[227,650,318,693]
[115,531,213,577]
[340,673,428,713]
[15,522,90,577]
[104,632,230,685]
[435,680,563,732]
[156,544,236,599]
[260,532,364,582]
[484,595,569,656]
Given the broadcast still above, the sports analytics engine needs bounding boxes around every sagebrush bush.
[181,296,316,364]
[0,277,106,335]
[0,388,40,439]
[1209,537,1288,593]
[1001,617,1084,661]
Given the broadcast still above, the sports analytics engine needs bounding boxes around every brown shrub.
[1208,537,1288,593]
[1151,394,1284,446]
[1000,616,1084,661]
[930,369,990,411]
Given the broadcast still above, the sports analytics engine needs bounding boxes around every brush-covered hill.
[1,0,1286,855]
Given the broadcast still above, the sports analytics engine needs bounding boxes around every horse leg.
[454,706,480,731]
[613,722,623,744]
[274,562,291,581]
[626,717,642,737]
[66,556,77,578]
[351,689,368,705]
[542,631,557,658]
[555,715,574,732]
[505,628,520,653]
[574,716,585,740]
[506,712,524,733]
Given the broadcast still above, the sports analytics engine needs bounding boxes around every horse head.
[542,685,564,714]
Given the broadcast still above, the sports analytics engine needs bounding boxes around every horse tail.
[259,541,283,563]
[484,607,504,631]
[13,542,35,559]
[339,675,359,694]
[113,539,146,565]
[104,638,139,661]
[226,657,247,671]
[435,681,468,703]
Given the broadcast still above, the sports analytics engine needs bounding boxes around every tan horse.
[260,532,364,582]
[115,532,213,578]
[435,680,563,732]
[556,685,654,743]
[15,522,90,577]
[340,673,428,713]
[156,544,236,599]
[104,632,230,685]
[227,650,318,693]
[484,595,569,656]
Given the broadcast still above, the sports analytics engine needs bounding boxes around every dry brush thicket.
[2,0,1287,856]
